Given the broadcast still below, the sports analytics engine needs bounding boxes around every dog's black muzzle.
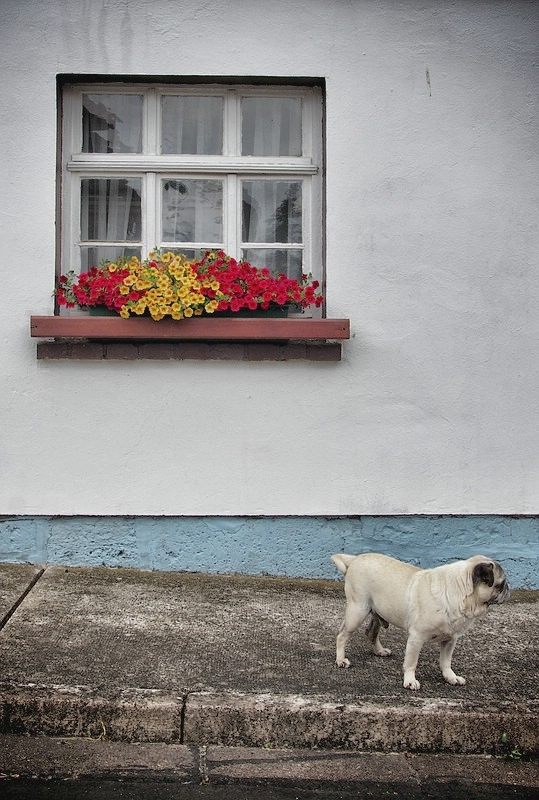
[488,580,511,605]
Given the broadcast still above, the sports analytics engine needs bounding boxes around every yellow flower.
[123,275,137,286]
[119,285,130,295]
[108,263,117,273]
[184,307,194,317]
[120,306,130,318]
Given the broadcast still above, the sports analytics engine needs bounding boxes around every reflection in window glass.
[81,178,142,241]
[162,179,223,243]
[82,94,143,153]
[242,181,302,243]
[242,248,303,281]
[242,97,302,156]
[162,96,223,154]
[81,246,141,271]
[168,248,199,260]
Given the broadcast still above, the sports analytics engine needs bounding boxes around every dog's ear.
[473,561,495,587]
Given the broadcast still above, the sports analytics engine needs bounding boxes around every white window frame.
[60,80,324,316]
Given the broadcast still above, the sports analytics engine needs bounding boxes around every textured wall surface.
[0,2,538,523]
[1,515,537,588]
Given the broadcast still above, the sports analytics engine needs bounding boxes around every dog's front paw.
[403,676,421,691]
[443,671,466,686]
[335,658,351,668]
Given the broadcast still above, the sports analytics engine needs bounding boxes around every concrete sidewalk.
[0,563,538,758]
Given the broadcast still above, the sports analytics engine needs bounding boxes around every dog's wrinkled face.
[472,559,511,606]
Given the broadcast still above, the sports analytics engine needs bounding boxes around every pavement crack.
[0,567,46,632]
[178,691,188,744]
[179,687,203,744]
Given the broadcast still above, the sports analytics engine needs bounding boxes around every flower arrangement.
[56,250,323,321]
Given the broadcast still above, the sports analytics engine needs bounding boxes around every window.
[60,80,324,314]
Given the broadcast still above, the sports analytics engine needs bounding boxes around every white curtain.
[242,180,302,243]
[161,96,223,155]
[81,178,141,242]
[162,179,223,244]
[241,97,302,156]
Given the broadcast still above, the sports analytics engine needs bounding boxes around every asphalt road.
[1,778,538,800]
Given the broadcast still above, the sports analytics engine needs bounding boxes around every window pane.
[242,181,302,243]
[161,96,223,154]
[168,248,199,260]
[162,179,223,243]
[82,94,143,153]
[242,97,302,156]
[242,248,303,281]
[81,178,142,241]
[80,246,141,271]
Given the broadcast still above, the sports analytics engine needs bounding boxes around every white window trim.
[60,81,324,316]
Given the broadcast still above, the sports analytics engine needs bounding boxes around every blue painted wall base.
[0,515,537,588]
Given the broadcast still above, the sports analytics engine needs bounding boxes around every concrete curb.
[0,684,181,743]
[1,683,538,757]
[184,692,539,755]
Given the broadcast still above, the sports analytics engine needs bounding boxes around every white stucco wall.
[1,0,538,516]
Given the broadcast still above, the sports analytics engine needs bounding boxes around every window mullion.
[226,175,238,256]
[223,88,238,157]
[145,88,158,155]
[145,172,158,253]
[146,89,159,254]
[224,90,239,256]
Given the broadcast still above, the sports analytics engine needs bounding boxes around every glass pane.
[161,95,223,154]
[81,178,142,241]
[80,246,141,271]
[242,249,303,281]
[168,248,199,260]
[82,94,143,153]
[242,181,302,243]
[242,97,302,156]
[162,179,223,243]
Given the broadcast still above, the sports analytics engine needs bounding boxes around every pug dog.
[331,552,510,690]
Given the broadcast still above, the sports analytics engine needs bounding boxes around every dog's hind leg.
[335,602,369,668]
[365,612,392,657]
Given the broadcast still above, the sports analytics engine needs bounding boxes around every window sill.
[30,316,350,362]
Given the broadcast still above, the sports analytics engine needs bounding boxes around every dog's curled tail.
[331,553,356,575]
